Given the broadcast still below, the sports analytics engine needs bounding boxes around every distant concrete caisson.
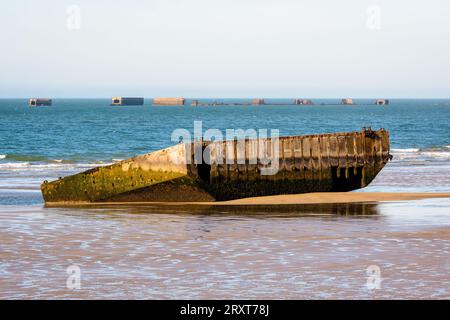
[111,97,144,106]
[341,98,354,105]
[41,128,392,204]
[153,98,185,106]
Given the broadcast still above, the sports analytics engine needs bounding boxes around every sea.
[0,98,449,299]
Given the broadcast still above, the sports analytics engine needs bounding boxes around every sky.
[0,0,449,98]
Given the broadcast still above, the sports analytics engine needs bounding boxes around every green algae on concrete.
[41,165,187,203]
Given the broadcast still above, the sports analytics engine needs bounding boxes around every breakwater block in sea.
[28,98,52,107]
[41,128,392,204]
[152,98,185,106]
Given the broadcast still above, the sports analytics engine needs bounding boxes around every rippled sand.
[1,198,449,299]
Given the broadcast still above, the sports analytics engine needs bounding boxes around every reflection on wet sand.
[49,202,380,217]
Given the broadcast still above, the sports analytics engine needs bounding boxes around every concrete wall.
[28,98,52,106]
[200,128,390,199]
[153,98,185,106]
[111,97,144,105]
[41,128,391,203]
[41,144,191,203]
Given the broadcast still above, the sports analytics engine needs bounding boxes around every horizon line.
[2,97,450,100]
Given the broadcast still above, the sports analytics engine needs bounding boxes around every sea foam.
[391,147,450,160]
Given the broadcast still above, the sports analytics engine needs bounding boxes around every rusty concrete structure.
[153,98,185,106]
[111,97,144,106]
[41,128,391,204]
[28,98,52,107]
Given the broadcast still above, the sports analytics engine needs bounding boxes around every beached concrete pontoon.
[41,128,391,204]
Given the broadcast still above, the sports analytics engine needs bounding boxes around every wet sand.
[1,197,449,299]
[44,192,450,207]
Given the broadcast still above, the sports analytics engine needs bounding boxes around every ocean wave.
[0,162,111,170]
[0,154,52,162]
[0,153,126,164]
[391,146,450,160]
[391,148,419,153]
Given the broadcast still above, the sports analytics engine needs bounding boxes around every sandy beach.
[222,192,450,205]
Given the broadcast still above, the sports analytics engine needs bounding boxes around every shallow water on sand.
[1,199,449,299]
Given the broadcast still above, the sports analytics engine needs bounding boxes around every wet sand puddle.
[1,198,449,299]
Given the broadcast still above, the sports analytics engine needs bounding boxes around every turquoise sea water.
[1,98,450,163]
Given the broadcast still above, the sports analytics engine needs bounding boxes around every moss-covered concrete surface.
[41,128,391,204]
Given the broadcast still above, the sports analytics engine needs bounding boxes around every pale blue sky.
[1,0,449,98]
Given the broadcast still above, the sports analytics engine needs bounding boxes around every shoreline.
[43,192,450,207]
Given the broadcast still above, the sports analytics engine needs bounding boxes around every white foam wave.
[0,154,6,160]
[391,148,420,153]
